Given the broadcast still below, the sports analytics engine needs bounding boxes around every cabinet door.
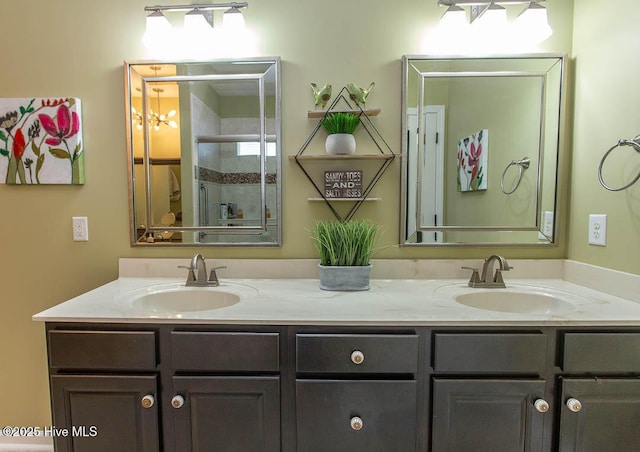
[172,376,280,452]
[559,378,640,452]
[432,379,546,452]
[50,375,159,452]
[296,380,418,452]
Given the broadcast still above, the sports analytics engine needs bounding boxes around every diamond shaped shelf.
[291,87,396,221]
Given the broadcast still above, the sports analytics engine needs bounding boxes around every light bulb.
[474,3,507,29]
[184,8,212,37]
[440,5,467,28]
[515,2,553,42]
[223,7,245,31]
[143,10,172,48]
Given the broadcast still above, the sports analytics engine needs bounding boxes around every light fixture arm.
[438,0,545,5]
[144,2,248,13]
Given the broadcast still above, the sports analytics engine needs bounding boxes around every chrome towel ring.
[598,135,640,191]
[501,157,530,195]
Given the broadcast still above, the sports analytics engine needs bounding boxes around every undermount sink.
[454,290,576,314]
[133,288,240,313]
[116,282,257,314]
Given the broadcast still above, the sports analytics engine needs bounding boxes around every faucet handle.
[209,266,227,284]
[178,265,196,283]
[493,257,514,283]
[462,266,481,287]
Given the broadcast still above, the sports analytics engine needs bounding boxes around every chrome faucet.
[179,253,226,287]
[462,254,512,288]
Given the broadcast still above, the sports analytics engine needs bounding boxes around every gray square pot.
[318,264,372,291]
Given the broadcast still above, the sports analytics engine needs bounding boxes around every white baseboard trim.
[0,435,52,452]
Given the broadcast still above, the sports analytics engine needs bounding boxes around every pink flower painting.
[457,129,488,192]
[0,98,83,184]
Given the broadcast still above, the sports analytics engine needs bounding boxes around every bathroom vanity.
[35,275,640,452]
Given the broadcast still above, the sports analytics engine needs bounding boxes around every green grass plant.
[310,219,382,266]
[321,112,361,135]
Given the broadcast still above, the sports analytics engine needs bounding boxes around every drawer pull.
[566,398,582,413]
[141,394,155,409]
[350,350,365,365]
[171,395,185,409]
[350,416,363,431]
[534,398,549,413]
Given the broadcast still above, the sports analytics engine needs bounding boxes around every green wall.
[568,0,640,274]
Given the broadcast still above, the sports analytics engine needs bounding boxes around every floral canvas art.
[0,97,83,184]
[457,129,488,192]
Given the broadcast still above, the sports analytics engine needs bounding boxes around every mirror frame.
[124,57,282,247]
[400,53,566,247]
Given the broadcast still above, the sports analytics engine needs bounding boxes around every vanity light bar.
[438,0,549,26]
[143,2,249,42]
[438,0,545,5]
[144,2,248,13]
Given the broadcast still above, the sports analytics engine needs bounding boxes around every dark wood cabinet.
[50,374,159,452]
[172,376,280,452]
[46,326,282,452]
[558,331,640,452]
[432,378,547,452]
[295,332,419,451]
[48,328,160,451]
[559,378,640,452]
[44,323,640,452]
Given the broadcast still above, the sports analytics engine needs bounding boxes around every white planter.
[325,133,356,155]
[318,264,372,291]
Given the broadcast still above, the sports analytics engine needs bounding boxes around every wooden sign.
[324,170,362,198]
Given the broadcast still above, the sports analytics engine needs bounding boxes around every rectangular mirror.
[401,54,565,246]
[124,58,281,246]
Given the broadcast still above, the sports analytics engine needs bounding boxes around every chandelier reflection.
[132,65,178,131]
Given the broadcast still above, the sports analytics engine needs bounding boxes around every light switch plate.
[588,214,606,246]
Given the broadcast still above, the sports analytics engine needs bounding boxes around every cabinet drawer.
[296,380,417,452]
[48,330,156,370]
[296,334,419,374]
[171,331,279,372]
[433,333,547,373]
[563,333,640,372]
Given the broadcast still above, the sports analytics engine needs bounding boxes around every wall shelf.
[288,154,393,161]
[307,108,381,119]
[292,86,396,221]
[308,197,381,202]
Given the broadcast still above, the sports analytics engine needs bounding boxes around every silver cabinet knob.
[566,398,582,412]
[534,398,549,413]
[171,395,185,409]
[141,394,155,409]
[351,350,365,365]
[350,416,363,431]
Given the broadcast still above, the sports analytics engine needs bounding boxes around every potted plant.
[309,219,383,291]
[321,112,360,155]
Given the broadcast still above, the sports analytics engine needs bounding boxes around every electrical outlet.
[542,211,554,237]
[588,214,606,246]
[538,211,554,240]
[72,216,89,241]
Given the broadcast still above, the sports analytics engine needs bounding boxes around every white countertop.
[32,276,640,326]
